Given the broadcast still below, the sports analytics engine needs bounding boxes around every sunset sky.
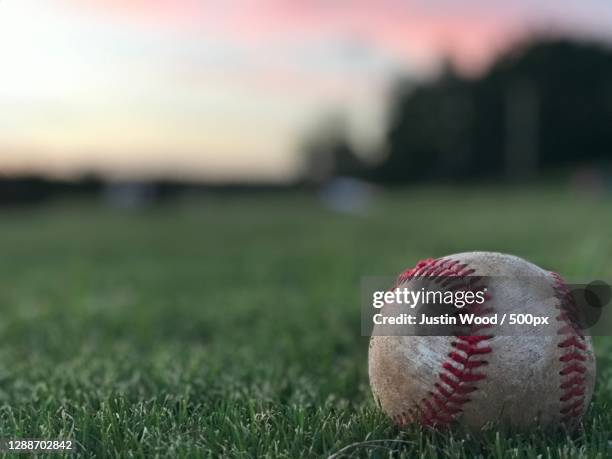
[2,1,612,181]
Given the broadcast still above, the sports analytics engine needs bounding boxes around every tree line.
[303,37,612,183]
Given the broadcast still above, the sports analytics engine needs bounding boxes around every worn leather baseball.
[368,251,596,430]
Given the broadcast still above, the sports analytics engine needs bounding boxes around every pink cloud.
[61,0,611,74]
[63,0,204,24]
[203,1,526,73]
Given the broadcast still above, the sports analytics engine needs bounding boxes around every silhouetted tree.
[373,37,612,183]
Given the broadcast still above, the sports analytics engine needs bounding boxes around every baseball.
[368,251,596,430]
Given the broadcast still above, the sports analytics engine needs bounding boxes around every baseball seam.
[550,272,589,422]
[393,258,493,427]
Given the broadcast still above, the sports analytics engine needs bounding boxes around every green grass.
[0,187,610,458]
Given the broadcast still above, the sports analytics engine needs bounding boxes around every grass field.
[0,187,610,458]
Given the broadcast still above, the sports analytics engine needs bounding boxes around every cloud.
[60,0,612,73]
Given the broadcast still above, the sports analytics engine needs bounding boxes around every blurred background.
[2,0,612,200]
[2,2,612,455]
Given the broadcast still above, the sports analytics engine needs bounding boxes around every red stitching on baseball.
[550,272,589,422]
[560,375,585,389]
[558,336,587,350]
[559,363,587,376]
[394,257,493,427]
